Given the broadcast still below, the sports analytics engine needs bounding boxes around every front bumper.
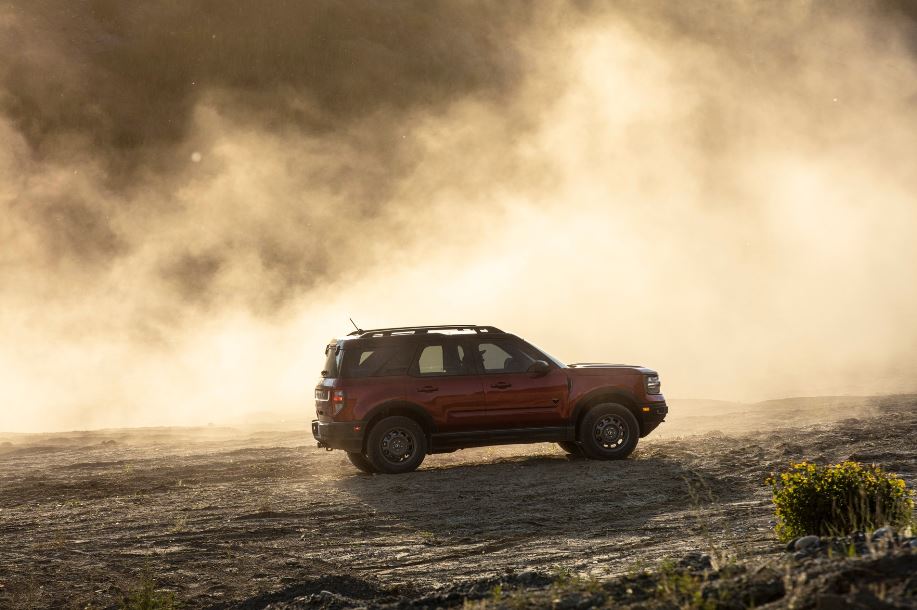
[312,419,365,453]
[637,402,668,437]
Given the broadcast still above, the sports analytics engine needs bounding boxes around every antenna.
[349,317,363,334]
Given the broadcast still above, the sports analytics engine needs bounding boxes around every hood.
[566,363,657,376]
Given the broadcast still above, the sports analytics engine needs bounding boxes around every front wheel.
[365,416,427,474]
[578,403,639,460]
[346,451,377,474]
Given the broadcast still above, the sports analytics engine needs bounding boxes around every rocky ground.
[0,395,914,609]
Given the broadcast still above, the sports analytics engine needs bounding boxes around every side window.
[477,341,538,374]
[343,343,415,378]
[414,342,468,376]
[417,345,445,375]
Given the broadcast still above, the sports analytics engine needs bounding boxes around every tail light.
[333,390,346,415]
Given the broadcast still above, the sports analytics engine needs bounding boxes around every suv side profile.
[312,325,667,474]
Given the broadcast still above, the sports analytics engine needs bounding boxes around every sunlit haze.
[2,1,917,432]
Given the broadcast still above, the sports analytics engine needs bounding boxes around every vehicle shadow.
[332,451,746,540]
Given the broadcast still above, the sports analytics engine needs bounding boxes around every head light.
[645,375,661,394]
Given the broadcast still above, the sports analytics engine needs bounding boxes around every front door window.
[477,341,539,374]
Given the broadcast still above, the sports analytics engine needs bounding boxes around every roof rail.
[348,324,504,337]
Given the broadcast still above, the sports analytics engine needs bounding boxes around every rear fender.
[362,400,436,450]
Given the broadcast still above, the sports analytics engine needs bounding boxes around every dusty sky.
[2,1,917,432]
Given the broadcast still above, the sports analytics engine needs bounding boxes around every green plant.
[655,560,713,610]
[490,584,503,601]
[766,461,915,542]
[624,558,650,579]
[549,565,574,585]
[120,578,178,610]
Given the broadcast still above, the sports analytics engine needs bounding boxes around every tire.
[578,403,639,460]
[365,416,427,474]
[556,441,584,457]
[346,451,377,474]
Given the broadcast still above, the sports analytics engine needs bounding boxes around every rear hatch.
[315,341,342,422]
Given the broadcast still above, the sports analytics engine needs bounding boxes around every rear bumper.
[638,402,668,437]
[312,419,365,453]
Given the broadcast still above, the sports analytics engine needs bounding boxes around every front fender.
[570,384,642,423]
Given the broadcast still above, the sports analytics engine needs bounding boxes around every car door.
[474,338,568,428]
[408,337,487,431]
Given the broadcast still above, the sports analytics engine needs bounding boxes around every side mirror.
[526,360,550,378]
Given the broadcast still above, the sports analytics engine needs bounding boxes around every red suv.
[312,325,667,474]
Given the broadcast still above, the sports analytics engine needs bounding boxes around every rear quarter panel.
[339,377,407,421]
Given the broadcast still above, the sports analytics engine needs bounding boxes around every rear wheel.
[556,441,584,457]
[346,451,377,474]
[365,416,427,474]
[578,403,639,460]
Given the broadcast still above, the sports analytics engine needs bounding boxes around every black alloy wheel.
[578,403,639,459]
[365,416,427,474]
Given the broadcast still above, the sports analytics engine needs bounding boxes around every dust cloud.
[2,1,916,432]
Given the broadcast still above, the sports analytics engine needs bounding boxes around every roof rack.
[348,324,504,337]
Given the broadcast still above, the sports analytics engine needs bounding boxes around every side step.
[429,426,575,452]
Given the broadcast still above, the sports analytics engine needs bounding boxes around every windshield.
[524,340,566,368]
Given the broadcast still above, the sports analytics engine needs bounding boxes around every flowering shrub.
[766,461,914,542]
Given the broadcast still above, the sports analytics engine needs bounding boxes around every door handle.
[490,382,512,389]
[417,385,439,393]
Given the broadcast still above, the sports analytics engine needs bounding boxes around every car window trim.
[472,337,552,375]
[341,340,419,379]
[408,337,472,378]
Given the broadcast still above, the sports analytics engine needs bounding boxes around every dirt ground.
[1,395,914,609]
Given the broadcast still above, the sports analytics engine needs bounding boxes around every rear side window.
[414,342,468,376]
[342,343,415,378]
[322,344,342,378]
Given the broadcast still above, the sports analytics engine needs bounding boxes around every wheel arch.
[572,388,642,435]
[362,400,435,451]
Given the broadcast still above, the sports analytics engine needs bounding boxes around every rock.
[907,539,917,549]
[553,595,581,610]
[815,589,900,609]
[515,570,544,586]
[871,527,893,542]
[678,552,713,570]
[795,535,820,551]
[303,590,337,606]
[786,537,799,552]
